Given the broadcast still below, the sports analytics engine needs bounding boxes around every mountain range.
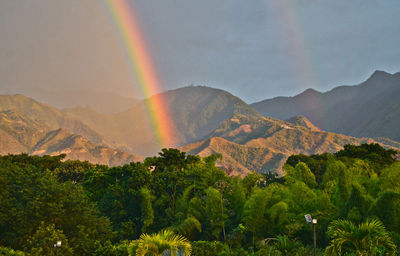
[179,114,393,175]
[0,87,139,114]
[0,101,142,166]
[252,70,400,142]
[0,70,399,174]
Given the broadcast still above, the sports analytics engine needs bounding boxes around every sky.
[0,0,400,103]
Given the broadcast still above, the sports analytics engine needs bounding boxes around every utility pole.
[54,240,61,256]
[305,214,317,256]
[312,218,317,256]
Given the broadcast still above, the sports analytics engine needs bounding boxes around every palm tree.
[130,230,191,256]
[325,219,396,256]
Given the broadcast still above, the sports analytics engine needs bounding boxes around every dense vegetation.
[0,144,399,255]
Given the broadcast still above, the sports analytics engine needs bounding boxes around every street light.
[305,214,317,256]
[54,240,61,256]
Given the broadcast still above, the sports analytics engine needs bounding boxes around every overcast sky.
[1,0,400,103]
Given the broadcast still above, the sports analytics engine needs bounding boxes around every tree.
[257,235,303,256]
[205,187,227,240]
[191,241,229,256]
[370,191,400,233]
[325,219,396,256]
[335,144,397,173]
[242,188,268,248]
[286,153,332,184]
[130,230,191,256]
[379,162,400,193]
[25,222,73,256]
[140,187,154,232]
[344,184,374,223]
[0,247,25,256]
[291,162,317,188]
[0,155,113,254]
[332,167,350,213]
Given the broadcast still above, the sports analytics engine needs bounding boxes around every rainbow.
[105,0,175,148]
[264,1,325,126]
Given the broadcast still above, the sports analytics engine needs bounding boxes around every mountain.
[0,94,107,145]
[0,110,142,165]
[0,87,139,113]
[31,128,143,166]
[2,78,399,172]
[0,129,27,155]
[64,86,260,155]
[251,70,400,141]
[0,110,48,150]
[180,114,399,175]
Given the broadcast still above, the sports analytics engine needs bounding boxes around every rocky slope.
[180,114,399,175]
[0,94,107,145]
[64,86,259,155]
[0,109,142,165]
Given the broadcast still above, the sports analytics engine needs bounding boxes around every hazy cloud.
[0,0,399,102]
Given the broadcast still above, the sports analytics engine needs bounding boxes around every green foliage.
[286,153,332,184]
[242,172,263,195]
[325,219,397,256]
[0,247,25,256]
[335,143,397,172]
[379,162,400,193]
[83,162,152,240]
[0,155,112,255]
[93,241,129,256]
[1,144,400,255]
[344,184,374,223]
[286,162,317,188]
[205,187,227,240]
[370,191,400,233]
[191,241,229,256]
[140,187,155,232]
[174,216,202,239]
[333,166,351,213]
[130,230,191,256]
[25,222,73,256]
[242,188,268,247]
[322,159,346,188]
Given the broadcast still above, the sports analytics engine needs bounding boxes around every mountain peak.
[297,88,321,98]
[285,115,320,131]
[366,70,392,81]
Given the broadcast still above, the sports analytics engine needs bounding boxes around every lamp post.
[54,240,61,256]
[305,214,317,256]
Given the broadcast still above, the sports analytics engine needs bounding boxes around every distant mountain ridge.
[0,87,139,113]
[0,94,107,145]
[1,72,399,172]
[251,70,400,141]
[31,128,142,166]
[180,113,399,175]
[0,101,142,165]
[64,86,259,155]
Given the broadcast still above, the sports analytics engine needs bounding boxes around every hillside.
[64,86,260,155]
[251,70,400,141]
[180,114,399,175]
[0,87,139,113]
[31,128,143,166]
[0,110,48,149]
[0,94,107,145]
[2,82,399,171]
[0,109,142,165]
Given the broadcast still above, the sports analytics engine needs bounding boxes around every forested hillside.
[1,144,399,255]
